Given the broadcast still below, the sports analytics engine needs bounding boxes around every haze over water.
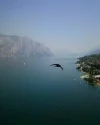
[1,0,100,55]
[0,57,100,125]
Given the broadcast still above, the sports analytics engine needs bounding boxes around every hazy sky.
[0,0,100,55]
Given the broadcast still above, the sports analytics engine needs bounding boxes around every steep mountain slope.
[0,34,52,57]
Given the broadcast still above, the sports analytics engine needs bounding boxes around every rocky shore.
[76,54,100,86]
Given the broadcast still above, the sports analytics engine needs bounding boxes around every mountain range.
[87,47,100,55]
[0,34,52,57]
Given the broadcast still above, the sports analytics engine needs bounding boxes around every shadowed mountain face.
[0,34,53,57]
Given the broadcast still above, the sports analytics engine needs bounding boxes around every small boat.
[24,62,25,65]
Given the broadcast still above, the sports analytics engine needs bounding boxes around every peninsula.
[76,54,100,86]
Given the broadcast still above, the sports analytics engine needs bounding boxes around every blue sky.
[0,0,100,55]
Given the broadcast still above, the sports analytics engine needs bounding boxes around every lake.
[0,57,100,125]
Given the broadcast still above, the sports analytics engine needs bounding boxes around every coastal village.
[76,54,100,86]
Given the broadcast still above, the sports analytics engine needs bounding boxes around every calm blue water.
[0,57,100,125]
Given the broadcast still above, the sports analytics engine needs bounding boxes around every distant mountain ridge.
[88,47,100,55]
[0,34,53,57]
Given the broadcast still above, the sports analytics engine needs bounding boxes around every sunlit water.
[0,57,100,125]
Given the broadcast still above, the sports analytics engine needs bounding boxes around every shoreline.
[77,67,100,86]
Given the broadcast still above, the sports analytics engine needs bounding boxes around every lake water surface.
[0,57,100,125]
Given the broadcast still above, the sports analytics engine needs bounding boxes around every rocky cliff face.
[0,34,52,57]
